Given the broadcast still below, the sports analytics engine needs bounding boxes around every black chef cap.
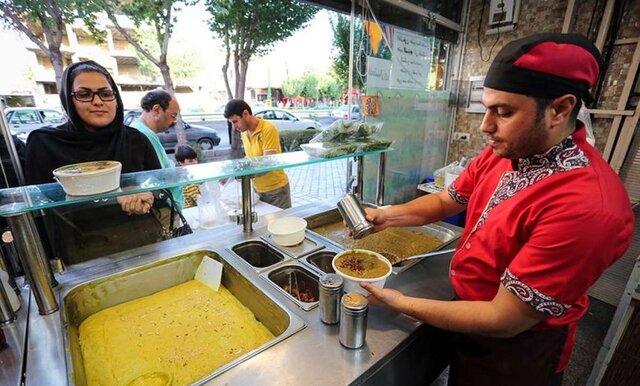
[484,33,603,102]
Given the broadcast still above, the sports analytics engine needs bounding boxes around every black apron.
[447,326,568,386]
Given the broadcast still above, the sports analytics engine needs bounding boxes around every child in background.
[174,144,200,208]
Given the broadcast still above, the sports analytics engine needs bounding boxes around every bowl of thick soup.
[332,249,392,295]
[53,160,121,196]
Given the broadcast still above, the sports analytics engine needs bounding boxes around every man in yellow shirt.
[224,99,291,209]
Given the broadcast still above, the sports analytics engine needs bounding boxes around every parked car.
[4,107,66,134]
[123,110,221,151]
[331,104,361,120]
[253,108,321,131]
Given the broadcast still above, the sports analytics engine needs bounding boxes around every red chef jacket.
[447,125,634,372]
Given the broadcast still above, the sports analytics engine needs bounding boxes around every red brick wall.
[448,0,640,162]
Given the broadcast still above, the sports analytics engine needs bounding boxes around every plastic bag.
[219,179,259,209]
[310,119,359,143]
[196,181,227,229]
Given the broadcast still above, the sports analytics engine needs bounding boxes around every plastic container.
[444,164,465,188]
[332,249,392,296]
[53,160,121,196]
[267,217,307,246]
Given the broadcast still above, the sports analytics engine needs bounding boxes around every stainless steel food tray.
[59,250,305,386]
[261,233,323,259]
[304,207,461,274]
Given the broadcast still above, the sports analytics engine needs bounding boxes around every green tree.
[330,15,365,90]
[282,77,304,99]
[300,73,319,100]
[318,73,342,102]
[205,0,318,153]
[90,0,193,143]
[134,27,203,86]
[0,0,103,91]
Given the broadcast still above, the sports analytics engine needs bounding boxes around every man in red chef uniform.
[360,33,634,385]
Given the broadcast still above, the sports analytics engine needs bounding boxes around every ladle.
[391,248,457,267]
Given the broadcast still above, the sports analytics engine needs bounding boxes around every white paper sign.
[390,29,432,90]
[367,56,391,89]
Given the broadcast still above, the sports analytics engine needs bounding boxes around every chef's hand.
[343,207,389,237]
[117,192,154,215]
[361,282,405,309]
[364,207,389,232]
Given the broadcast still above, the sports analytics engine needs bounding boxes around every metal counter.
[0,288,29,386]
[13,203,460,386]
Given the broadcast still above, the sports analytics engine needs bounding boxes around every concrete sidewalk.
[287,158,348,207]
[202,147,349,207]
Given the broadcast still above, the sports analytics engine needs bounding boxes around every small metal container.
[339,292,368,349]
[337,194,374,239]
[319,273,343,324]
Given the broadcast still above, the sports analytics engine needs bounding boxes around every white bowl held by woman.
[332,249,393,295]
[267,216,307,246]
[53,160,122,196]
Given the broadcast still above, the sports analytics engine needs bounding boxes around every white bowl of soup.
[332,249,392,295]
[53,161,122,196]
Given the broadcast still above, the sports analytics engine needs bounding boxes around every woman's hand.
[117,192,154,215]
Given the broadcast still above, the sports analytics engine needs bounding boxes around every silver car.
[254,108,321,131]
[4,107,66,134]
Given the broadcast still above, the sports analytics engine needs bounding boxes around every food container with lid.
[52,160,121,196]
[332,249,392,295]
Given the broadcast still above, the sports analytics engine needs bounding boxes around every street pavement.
[198,145,348,208]
[196,115,348,207]
[287,157,348,207]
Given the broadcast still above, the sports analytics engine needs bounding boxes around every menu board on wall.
[390,28,432,90]
[367,56,391,89]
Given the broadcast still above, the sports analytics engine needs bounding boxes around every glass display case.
[0,149,391,316]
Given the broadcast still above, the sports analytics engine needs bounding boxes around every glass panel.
[362,89,452,204]
[0,149,391,216]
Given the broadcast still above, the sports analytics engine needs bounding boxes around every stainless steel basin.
[59,250,305,386]
[301,250,337,274]
[231,240,286,269]
[262,264,320,311]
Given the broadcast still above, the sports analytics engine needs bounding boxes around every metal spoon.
[391,248,457,267]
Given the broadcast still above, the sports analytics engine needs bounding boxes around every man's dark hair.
[175,144,198,163]
[224,99,252,118]
[140,89,172,112]
[533,96,582,126]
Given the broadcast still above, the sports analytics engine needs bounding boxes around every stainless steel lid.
[341,292,368,311]
[319,273,343,290]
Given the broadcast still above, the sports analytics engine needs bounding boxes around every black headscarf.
[25,60,155,184]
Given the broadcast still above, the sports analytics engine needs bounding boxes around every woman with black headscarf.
[24,61,164,263]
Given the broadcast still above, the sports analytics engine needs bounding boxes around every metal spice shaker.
[319,273,343,324]
[337,194,374,239]
[339,292,368,349]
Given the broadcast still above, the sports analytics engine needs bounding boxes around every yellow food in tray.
[312,222,442,264]
[79,280,274,386]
